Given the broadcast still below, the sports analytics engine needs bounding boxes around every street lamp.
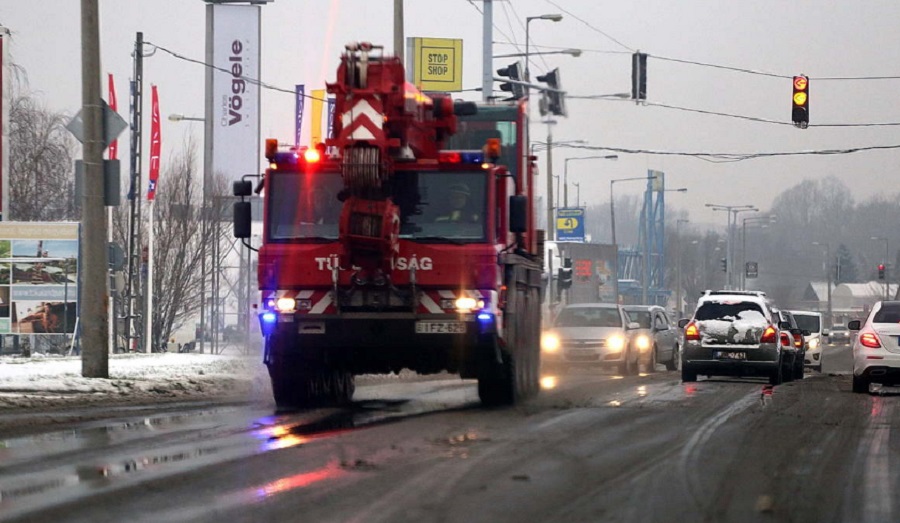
[525,14,563,84]
[494,48,581,59]
[812,241,833,324]
[740,214,776,290]
[706,203,757,289]
[169,113,210,354]
[563,155,618,208]
[610,175,653,246]
[871,236,890,299]
[675,219,689,317]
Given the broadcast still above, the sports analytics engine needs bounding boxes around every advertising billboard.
[558,243,618,304]
[0,223,79,334]
[206,4,261,185]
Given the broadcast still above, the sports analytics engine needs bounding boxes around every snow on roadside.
[0,353,272,410]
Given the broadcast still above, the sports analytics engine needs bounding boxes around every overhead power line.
[542,0,634,52]
[551,143,900,163]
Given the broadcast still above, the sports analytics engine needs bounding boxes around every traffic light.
[496,61,525,101]
[557,258,573,299]
[878,264,885,280]
[536,68,567,117]
[720,258,727,273]
[792,75,809,128]
[631,52,648,101]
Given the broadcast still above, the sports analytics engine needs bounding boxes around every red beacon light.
[304,147,321,163]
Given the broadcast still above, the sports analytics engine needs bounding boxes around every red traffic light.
[793,76,808,91]
[879,264,885,270]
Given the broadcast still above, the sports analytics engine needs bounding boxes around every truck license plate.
[714,351,746,360]
[415,321,466,334]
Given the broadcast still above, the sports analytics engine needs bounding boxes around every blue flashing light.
[459,152,484,164]
[272,152,299,167]
[261,311,277,324]
[477,312,493,323]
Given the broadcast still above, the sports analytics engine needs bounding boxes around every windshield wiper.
[296,237,336,243]
[410,236,466,245]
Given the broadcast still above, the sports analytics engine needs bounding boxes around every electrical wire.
[549,143,900,163]
[144,41,329,102]
[505,0,551,72]
[543,0,634,52]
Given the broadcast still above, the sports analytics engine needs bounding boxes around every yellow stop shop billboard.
[407,37,463,92]
[0,222,79,334]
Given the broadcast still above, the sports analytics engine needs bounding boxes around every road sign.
[746,261,759,279]
[556,208,585,242]
[66,100,128,148]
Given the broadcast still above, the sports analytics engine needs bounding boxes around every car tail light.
[780,333,792,347]
[860,332,882,349]
[760,325,777,344]
[792,332,803,348]
[684,321,699,341]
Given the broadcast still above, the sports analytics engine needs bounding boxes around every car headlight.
[635,334,651,352]
[607,335,625,352]
[808,338,819,349]
[541,332,561,353]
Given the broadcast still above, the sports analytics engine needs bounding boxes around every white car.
[849,301,900,393]
[790,310,824,371]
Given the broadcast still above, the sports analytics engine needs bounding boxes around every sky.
[2,0,900,231]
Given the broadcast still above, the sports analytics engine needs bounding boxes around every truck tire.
[478,349,516,407]
[769,358,784,386]
[664,344,679,371]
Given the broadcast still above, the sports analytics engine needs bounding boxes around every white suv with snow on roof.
[679,291,793,385]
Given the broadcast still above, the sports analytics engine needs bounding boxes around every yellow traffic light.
[791,75,809,128]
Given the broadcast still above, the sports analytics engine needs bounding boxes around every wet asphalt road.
[2,342,898,523]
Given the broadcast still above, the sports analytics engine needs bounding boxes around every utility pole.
[80,0,109,377]
[125,33,145,353]
[546,123,554,240]
[481,0,492,101]
[393,0,404,63]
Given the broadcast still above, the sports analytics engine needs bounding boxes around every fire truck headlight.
[455,297,478,312]
[275,297,296,312]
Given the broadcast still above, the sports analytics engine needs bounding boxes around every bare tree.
[8,82,77,221]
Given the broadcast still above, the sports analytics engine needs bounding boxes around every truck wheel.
[664,345,679,371]
[479,350,516,407]
[769,358,784,386]
[852,375,869,394]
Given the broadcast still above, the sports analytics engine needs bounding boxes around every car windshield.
[873,304,900,323]
[793,314,821,332]
[832,325,848,332]
[555,307,623,328]
[695,301,766,322]
[624,310,652,328]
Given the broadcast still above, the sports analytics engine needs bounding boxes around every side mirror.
[801,330,811,337]
[848,320,861,331]
[233,180,253,197]
[233,201,251,239]
[822,329,830,336]
[790,328,802,336]
[627,322,641,330]
[779,321,792,330]
[509,195,527,233]
[677,318,689,329]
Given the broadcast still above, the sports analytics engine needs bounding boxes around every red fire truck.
[234,43,541,408]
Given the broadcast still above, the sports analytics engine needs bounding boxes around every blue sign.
[556,208,585,242]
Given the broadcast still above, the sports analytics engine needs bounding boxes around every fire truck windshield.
[266,170,488,243]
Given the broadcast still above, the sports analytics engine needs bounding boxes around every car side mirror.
[822,329,830,336]
[790,328,802,336]
[801,330,811,337]
[848,320,861,331]
[509,195,527,233]
[779,321,792,330]
[233,201,251,239]
[677,318,689,329]
[627,322,641,330]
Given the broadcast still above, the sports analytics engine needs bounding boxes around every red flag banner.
[108,73,118,160]
[147,85,161,201]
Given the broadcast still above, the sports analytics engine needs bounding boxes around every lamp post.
[706,203,757,289]
[563,155,618,208]
[169,113,209,353]
[525,14,563,84]
[812,241,833,324]
[676,219,689,317]
[871,236,890,300]
[741,214,776,290]
[610,176,653,246]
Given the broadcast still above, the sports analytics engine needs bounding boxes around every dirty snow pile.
[700,310,766,344]
[0,353,271,410]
